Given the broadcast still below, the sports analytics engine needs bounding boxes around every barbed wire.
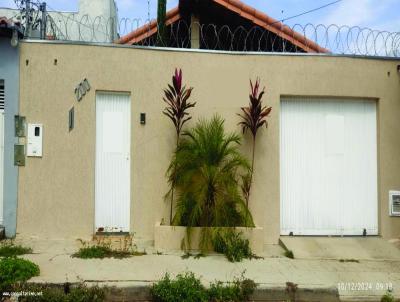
[36,15,400,57]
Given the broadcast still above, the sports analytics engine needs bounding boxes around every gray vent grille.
[390,191,400,216]
[392,197,400,215]
[0,80,4,110]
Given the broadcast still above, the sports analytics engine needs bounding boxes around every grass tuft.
[381,291,395,302]
[13,283,107,302]
[213,229,261,262]
[0,242,33,257]
[72,245,146,259]
[0,257,40,291]
[151,271,257,302]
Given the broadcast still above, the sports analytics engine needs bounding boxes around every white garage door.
[280,98,378,236]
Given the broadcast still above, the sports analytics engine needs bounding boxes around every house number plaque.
[75,78,91,102]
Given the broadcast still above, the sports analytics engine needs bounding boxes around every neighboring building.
[118,0,328,53]
[0,17,23,237]
[0,0,118,43]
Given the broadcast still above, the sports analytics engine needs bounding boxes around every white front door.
[95,92,131,233]
[280,98,378,236]
[0,110,4,225]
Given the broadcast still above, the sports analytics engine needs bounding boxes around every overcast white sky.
[1,0,399,32]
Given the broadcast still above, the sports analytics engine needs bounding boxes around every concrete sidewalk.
[9,238,399,301]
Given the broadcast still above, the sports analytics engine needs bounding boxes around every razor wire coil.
[39,15,400,57]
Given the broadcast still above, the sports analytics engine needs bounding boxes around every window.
[0,80,4,111]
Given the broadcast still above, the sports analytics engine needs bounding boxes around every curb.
[105,283,340,302]
[21,281,342,302]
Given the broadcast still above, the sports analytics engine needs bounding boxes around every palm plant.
[163,68,196,224]
[238,78,272,212]
[168,115,254,251]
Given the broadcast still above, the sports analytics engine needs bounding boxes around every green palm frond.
[167,114,254,252]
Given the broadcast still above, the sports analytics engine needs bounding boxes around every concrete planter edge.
[154,222,264,254]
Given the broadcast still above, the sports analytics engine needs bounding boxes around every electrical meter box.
[27,124,43,157]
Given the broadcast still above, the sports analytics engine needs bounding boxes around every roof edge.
[117,0,328,53]
[117,7,180,44]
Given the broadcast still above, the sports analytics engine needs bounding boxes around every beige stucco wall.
[16,41,400,244]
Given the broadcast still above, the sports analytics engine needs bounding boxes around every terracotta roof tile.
[117,0,328,53]
[117,7,180,44]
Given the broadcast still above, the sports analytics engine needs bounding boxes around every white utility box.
[27,124,43,157]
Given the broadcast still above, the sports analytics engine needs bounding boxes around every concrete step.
[279,236,400,260]
[90,234,153,253]
[91,234,134,251]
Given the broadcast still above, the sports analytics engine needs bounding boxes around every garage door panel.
[280,98,378,236]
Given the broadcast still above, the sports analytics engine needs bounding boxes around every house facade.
[9,40,400,245]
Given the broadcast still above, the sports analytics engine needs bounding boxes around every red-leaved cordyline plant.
[163,68,196,224]
[238,78,272,217]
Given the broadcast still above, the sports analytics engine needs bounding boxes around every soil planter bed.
[154,222,264,254]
